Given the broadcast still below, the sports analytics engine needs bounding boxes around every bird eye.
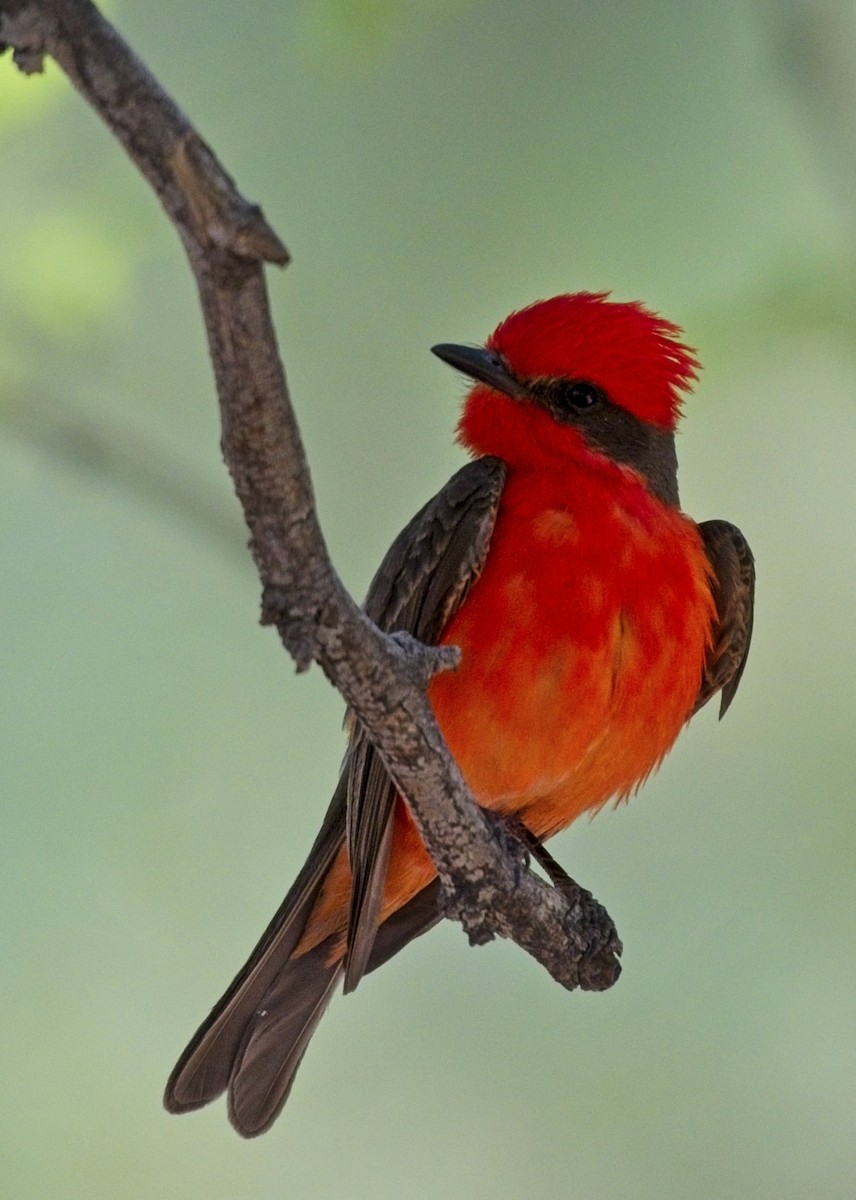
[554,380,603,413]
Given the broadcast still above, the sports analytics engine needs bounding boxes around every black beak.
[431,343,525,399]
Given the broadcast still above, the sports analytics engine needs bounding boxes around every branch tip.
[0,6,48,74]
[558,882,623,991]
[171,132,289,265]
[260,584,316,670]
[388,630,460,685]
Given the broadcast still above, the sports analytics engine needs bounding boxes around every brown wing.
[694,519,755,718]
[343,455,506,992]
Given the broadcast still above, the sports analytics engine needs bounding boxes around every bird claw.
[483,808,530,885]
[483,813,622,989]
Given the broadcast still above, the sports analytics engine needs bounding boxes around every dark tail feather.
[166,929,341,1137]
[227,947,342,1136]
[165,814,442,1137]
[224,881,443,1134]
[164,778,348,1127]
[365,878,442,974]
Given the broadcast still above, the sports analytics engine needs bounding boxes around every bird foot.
[501,817,622,990]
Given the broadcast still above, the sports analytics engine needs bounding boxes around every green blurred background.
[3,1,855,1196]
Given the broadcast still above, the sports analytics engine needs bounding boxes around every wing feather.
[694,519,755,718]
[343,456,506,991]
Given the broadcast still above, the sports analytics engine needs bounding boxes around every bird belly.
[428,483,714,837]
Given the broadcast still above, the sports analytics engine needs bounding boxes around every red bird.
[165,292,754,1136]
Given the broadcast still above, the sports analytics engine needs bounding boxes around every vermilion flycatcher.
[165,292,755,1136]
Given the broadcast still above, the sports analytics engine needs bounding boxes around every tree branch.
[0,0,621,992]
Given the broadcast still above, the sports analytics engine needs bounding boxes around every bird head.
[432,292,699,506]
